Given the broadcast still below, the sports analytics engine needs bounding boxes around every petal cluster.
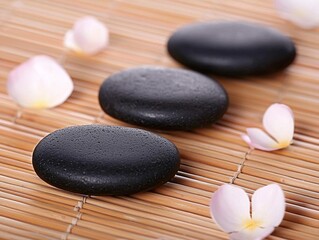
[242,103,294,151]
[210,184,285,240]
[275,0,319,29]
[64,16,109,55]
[7,55,74,109]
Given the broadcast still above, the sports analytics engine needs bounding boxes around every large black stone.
[98,67,228,130]
[32,125,180,195]
[167,21,296,77]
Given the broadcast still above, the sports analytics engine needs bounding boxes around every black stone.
[167,21,296,77]
[98,67,228,130]
[32,125,180,195]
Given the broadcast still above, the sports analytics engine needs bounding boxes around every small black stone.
[32,125,180,196]
[167,21,296,77]
[98,67,228,130]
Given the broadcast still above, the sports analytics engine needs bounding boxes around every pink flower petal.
[64,16,109,55]
[230,226,275,240]
[210,184,250,233]
[245,128,280,151]
[7,55,73,109]
[210,184,285,239]
[252,184,285,228]
[263,103,294,146]
[241,134,252,148]
[275,0,319,29]
[64,30,82,53]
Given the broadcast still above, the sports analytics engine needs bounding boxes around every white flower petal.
[241,134,252,147]
[241,134,255,149]
[63,30,82,53]
[210,184,250,233]
[263,103,294,146]
[7,55,73,109]
[246,128,281,151]
[275,0,319,29]
[230,226,275,240]
[252,184,285,228]
[64,16,109,55]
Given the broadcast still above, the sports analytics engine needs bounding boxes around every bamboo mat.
[0,0,319,239]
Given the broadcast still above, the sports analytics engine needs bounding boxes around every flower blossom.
[210,184,285,240]
[242,103,294,151]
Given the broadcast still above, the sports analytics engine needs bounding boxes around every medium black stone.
[32,125,180,195]
[167,21,296,77]
[99,67,228,130]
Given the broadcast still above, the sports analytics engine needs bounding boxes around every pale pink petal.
[245,128,280,151]
[275,0,319,29]
[230,226,275,240]
[252,184,285,228]
[64,16,109,55]
[241,134,253,148]
[210,184,250,233]
[63,30,82,53]
[263,104,294,146]
[7,55,73,109]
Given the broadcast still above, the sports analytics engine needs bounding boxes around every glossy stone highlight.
[99,67,228,130]
[32,125,180,195]
[167,21,296,77]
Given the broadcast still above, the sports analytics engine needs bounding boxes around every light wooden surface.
[0,0,319,239]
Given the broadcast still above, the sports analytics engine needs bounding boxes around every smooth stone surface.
[98,67,228,130]
[167,21,296,77]
[32,125,180,195]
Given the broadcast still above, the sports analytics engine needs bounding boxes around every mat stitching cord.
[12,107,23,123]
[61,195,88,240]
[230,149,252,184]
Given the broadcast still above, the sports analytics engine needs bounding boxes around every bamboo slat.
[0,0,319,239]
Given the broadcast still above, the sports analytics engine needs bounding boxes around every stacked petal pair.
[242,104,294,151]
[211,184,285,240]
